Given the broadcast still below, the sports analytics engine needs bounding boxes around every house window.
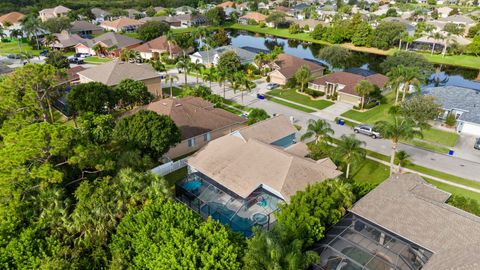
[187,138,196,147]
[204,132,211,142]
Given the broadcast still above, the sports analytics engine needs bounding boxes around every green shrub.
[445,112,456,127]
[259,21,266,28]
[448,195,480,216]
[304,89,325,98]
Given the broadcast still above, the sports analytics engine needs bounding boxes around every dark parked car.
[68,57,84,64]
[475,138,480,150]
[7,54,20,59]
[353,124,382,139]
[39,50,49,56]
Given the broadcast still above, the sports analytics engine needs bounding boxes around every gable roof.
[237,115,297,144]
[310,71,388,96]
[78,32,142,48]
[0,12,24,25]
[69,20,103,33]
[53,33,88,48]
[240,12,267,22]
[272,54,324,79]
[101,17,143,29]
[77,60,159,86]
[40,5,71,15]
[438,14,474,24]
[188,132,342,202]
[91,8,109,18]
[132,35,181,55]
[135,96,246,140]
[193,45,257,64]
[217,1,236,8]
[351,174,480,270]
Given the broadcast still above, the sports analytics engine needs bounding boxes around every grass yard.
[164,167,188,186]
[267,88,334,110]
[266,96,316,113]
[350,159,390,186]
[424,178,480,202]
[84,56,112,64]
[0,40,42,55]
[421,53,480,70]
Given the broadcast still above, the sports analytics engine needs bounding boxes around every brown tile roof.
[65,66,86,82]
[101,17,143,29]
[272,54,324,80]
[275,6,291,14]
[0,12,24,25]
[310,71,388,96]
[240,12,267,22]
[217,1,236,8]
[188,133,342,202]
[132,35,182,55]
[351,174,480,270]
[77,60,159,86]
[138,96,246,140]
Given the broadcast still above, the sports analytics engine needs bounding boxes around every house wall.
[338,92,361,105]
[311,69,324,79]
[75,44,95,55]
[269,70,287,85]
[166,122,246,159]
[458,121,480,136]
[142,77,162,97]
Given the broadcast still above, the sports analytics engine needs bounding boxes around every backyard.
[0,39,42,55]
[267,88,334,110]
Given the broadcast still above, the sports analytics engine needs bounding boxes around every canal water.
[228,30,480,90]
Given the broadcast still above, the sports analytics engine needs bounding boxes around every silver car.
[353,124,381,139]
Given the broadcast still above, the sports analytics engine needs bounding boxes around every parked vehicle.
[7,54,20,59]
[68,57,84,64]
[353,124,381,139]
[74,53,90,58]
[474,138,480,150]
[266,83,279,90]
[39,50,49,56]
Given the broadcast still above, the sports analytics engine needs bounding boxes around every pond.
[227,30,480,90]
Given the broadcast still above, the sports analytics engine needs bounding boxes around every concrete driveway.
[312,101,353,121]
[454,134,480,161]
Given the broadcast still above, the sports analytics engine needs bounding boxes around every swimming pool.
[182,180,202,191]
[201,202,257,237]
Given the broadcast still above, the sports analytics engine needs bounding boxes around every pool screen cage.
[176,172,282,237]
[311,213,433,270]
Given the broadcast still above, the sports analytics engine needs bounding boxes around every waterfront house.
[268,54,325,85]
[423,86,480,136]
[77,60,162,96]
[312,173,480,270]
[238,12,267,24]
[74,32,142,57]
[178,116,342,236]
[39,5,71,22]
[189,45,257,67]
[131,96,247,159]
[100,17,143,32]
[132,35,184,59]
[308,69,388,106]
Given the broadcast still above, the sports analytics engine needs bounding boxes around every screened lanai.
[176,172,282,237]
[311,213,433,270]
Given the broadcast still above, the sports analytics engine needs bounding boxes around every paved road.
[171,71,480,182]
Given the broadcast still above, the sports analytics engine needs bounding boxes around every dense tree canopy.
[380,51,433,76]
[45,51,70,69]
[115,79,154,109]
[67,82,117,115]
[205,7,226,26]
[137,21,170,41]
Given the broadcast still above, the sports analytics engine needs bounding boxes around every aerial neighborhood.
[1,0,480,269]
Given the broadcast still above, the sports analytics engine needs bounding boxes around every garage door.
[76,45,91,55]
[459,121,480,136]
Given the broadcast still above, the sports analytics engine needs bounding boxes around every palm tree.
[429,31,444,54]
[404,35,415,51]
[202,67,217,89]
[176,57,191,85]
[354,80,375,110]
[386,65,422,105]
[395,150,411,173]
[294,65,312,92]
[21,14,41,50]
[19,51,33,63]
[241,76,254,104]
[254,52,267,70]
[164,74,178,97]
[442,32,454,58]
[217,70,228,98]
[9,29,23,53]
[151,60,166,98]
[190,60,205,84]
[375,116,422,175]
[301,119,334,144]
[92,43,106,56]
[334,135,366,179]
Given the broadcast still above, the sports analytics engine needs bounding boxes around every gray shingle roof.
[80,32,142,48]
[195,46,257,64]
[351,174,480,270]
[423,86,480,124]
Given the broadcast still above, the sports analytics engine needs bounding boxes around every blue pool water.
[201,202,255,237]
[182,180,202,191]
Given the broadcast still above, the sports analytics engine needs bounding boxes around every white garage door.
[76,46,91,55]
[459,121,480,136]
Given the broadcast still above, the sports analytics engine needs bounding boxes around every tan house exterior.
[132,35,183,59]
[74,32,142,57]
[39,5,71,22]
[100,17,144,32]
[77,60,163,97]
[268,54,324,85]
[0,12,24,28]
[132,97,247,159]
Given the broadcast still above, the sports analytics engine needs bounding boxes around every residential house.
[217,1,237,8]
[91,8,109,23]
[77,60,162,96]
[268,54,324,85]
[100,17,144,32]
[176,6,195,15]
[142,14,207,28]
[238,12,267,24]
[134,96,247,159]
[178,116,342,236]
[132,35,184,59]
[0,12,24,28]
[68,20,103,37]
[313,173,480,270]
[308,69,388,106]
[292,3,311,19]
[189,45,257,67]
[286,18,325,32]
[437,7,453,18]
[438,14,475,28]
[39,5,71,22]
[126,9,143,19]
[51,31,88,50]
[423,86,480,136]
[275,6,292,16]
[413,33,471,52]
[75,32,142,57]
[382,17,416,36]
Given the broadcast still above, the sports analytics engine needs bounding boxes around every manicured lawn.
[267,88,333,110]
[266,96,316,113]
[421,128,459,147]
[424,178,480,202]
[228,23,480,69]
[350,159,390,186]
[123,32,140,39]
[84,56,112,64]
[0,40,42,55]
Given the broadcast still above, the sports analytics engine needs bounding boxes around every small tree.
[217,50,241,77]
[318,45,352,69]
[395,150,410,173]
[294,65,312,92]
[301,119,334,144]
[445,112,457,127]
[288,23,301,34]
[334,134,366,179]
[115,79,154,109]
[45,51,69,69]
[354,80,375,110]
[247,108,269,125]
[67,82,117,115]
[204,7,226,26]
[266,12,286,28]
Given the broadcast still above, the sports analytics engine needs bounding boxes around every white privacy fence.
[151,158,188,176]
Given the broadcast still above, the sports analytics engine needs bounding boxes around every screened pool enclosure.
[176,172,282,237]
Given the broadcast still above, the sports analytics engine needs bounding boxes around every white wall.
[458,121,480,136]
